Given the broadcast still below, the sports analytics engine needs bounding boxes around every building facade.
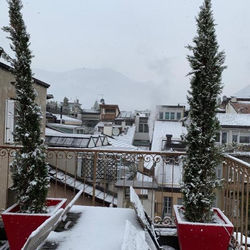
[0,62,49,210]
[156,105,185,121]
[99,104,120,121]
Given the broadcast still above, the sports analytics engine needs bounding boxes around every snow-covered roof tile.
[45,128,65,136]
[217,113,250,127]
[53,114,82,123]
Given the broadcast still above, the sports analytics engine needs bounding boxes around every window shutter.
[4,99,15,144]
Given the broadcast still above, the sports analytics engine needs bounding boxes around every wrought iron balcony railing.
[0,145,249,249]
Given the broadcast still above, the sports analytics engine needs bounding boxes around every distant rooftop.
[157,104,185,109]
[116,111,135,119]
[217,113,250,127]
[82,109,100,114]
[105,125,138,150]
[45,128,109,148]
[230,102,250,114]
[53,114,82,123]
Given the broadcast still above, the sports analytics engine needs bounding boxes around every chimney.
[166,134,172,148]
[121,121,126,132]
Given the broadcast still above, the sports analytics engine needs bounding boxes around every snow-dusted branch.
[0,46,13,63]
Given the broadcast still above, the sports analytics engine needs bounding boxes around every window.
[144,124,149,132]
[170,112,175,120]
[176,112,181,120]
[222,132,227,144]
[215,133,220,143]
[77,129,84,134]
[239,136,250,144]
[177,198,183,205]
[163,197,172,217]
[105,108,115,113]
[139,117,148,133]
[139,124,149,133]
[139,117,148,123]
[139,124,143,132]
[232,134,238,143]
[165,112,169,120]
[159,112,163,120]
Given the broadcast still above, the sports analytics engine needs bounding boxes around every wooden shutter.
[4,99,15,144]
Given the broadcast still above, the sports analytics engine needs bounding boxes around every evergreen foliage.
[3,0,49,213]
[182,0,226,223]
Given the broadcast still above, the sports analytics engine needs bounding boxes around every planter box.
[1,198,67,250]
[174,205,233,250]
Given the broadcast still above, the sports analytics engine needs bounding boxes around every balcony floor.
[0,207,181,250]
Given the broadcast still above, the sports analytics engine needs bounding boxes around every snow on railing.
[121,220,150,250]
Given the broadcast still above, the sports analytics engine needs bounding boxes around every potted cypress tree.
[0,1,66,249]
[173,1,233,250]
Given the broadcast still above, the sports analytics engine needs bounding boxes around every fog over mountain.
[33,67,186,111]
[234,85,250,98]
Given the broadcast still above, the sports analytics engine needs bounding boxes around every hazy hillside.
[33,68,157,110]
[234,84,250,98]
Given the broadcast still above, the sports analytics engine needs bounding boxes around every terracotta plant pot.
[174,205,234,250]
[1,198,67,250]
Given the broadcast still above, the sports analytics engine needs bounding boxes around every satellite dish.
[112,127,120,136]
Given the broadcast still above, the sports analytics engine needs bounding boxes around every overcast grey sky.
[1,0,250,106]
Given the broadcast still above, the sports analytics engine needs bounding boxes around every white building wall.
[217,127,250,145]
[156,105,185,121]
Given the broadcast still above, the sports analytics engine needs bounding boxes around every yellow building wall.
[0,67,48,210]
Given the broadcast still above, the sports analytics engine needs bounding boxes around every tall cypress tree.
[182,0,226,223]
[3,0,49,213]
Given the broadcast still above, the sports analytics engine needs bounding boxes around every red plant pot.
[174,205,234,250]
[1,198,67,250]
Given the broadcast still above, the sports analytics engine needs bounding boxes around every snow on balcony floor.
[42,205,147,250]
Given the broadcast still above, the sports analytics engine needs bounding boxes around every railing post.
[5,149,10,208]
[240,171,245,246]
[92,151,98,206]
[245,175,249,250]
[221,159,225,212]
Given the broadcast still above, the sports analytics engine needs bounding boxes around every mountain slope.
[33,67,155,110]
[234,84,250,98]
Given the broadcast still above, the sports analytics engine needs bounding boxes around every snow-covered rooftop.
[116,111,135,119]
[105,125,137,150]
[151,121,186,152]
[45,129,96,138]
[95,121,112,128]
[113,125,135,144]
[47,123,81,129]
[53,114,82,123]
[82,108,100,113]
[45,128,64,136]
[105,139,138,150]
[217,113,250,127]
